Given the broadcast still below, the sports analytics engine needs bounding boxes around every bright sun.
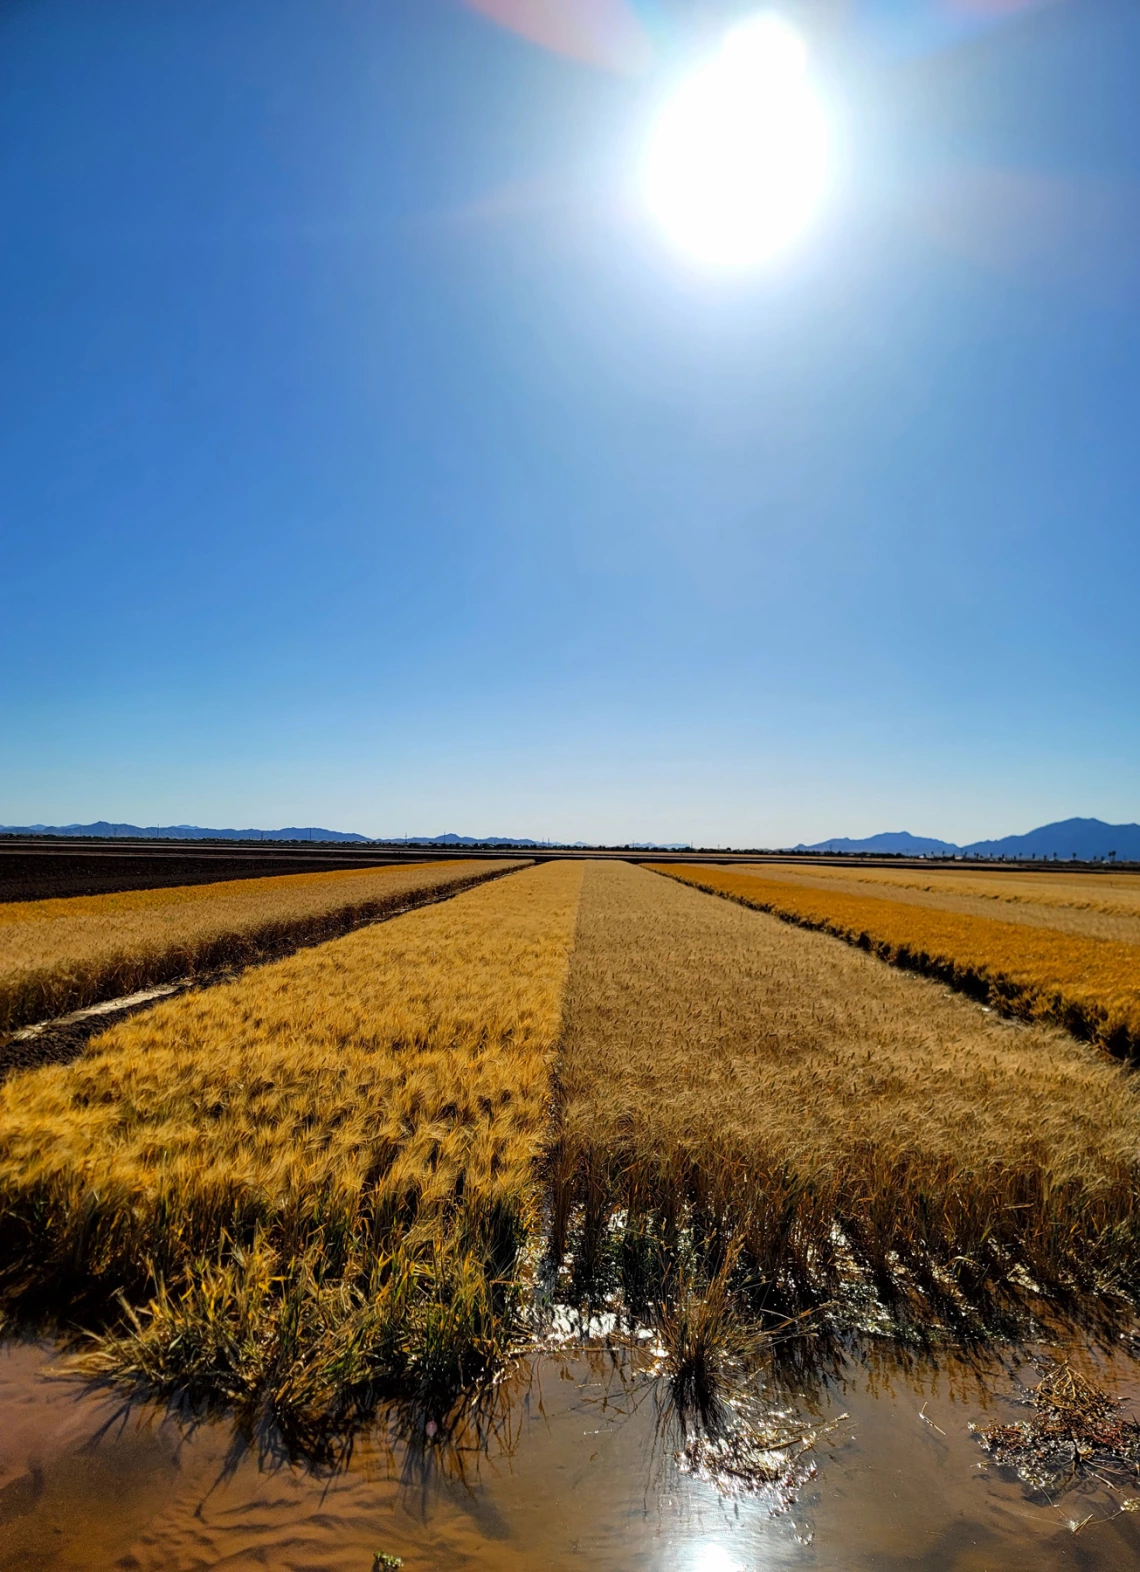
[643,13,831,268]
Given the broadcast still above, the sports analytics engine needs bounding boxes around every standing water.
[2,1336,1140,1570]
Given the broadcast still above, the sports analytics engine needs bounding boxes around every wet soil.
[2,1337,1139,1571]
[0,987,189,1079]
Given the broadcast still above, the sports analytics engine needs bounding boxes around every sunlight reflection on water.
[2,1335,1140,1570]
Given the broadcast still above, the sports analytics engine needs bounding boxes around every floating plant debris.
[973,1360,1140,1491]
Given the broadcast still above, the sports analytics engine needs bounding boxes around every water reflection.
[686,1545,746,1572]
[3,1333,1140,1569]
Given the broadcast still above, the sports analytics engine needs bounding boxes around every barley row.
[735,861,1140,945]
[555,862,1140,1315]
[0,860,583,1448]
[0,858,529,1036]
[650,863,1140,1058]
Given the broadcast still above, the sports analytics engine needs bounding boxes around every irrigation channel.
[3,1330,1140,1569]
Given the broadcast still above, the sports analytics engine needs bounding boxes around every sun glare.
[644,13,831,268]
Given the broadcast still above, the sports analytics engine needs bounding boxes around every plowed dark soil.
[0,849,398,903]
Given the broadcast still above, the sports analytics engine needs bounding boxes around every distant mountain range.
[0,823,693,850]
[3,816,1136,859]
[799,831,958,856]
[0,823,646,849]
[2,821,371,843]
[797,818,1140,861]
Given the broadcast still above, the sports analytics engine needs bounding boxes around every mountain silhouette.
[2,821,369,843]
[798,818,1139,860]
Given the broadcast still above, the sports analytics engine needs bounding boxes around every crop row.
[0,859,584,1455]
[741,861,1140,946]
[0,859,528,1037]
[650,863,1140,1058]
[554,862,1140,1320]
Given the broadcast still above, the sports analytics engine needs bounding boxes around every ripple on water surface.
[2,1338,1140,1570]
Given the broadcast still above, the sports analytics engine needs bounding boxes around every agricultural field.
[0,844,413,903]
[0,858,528,1041]
[2,856,1140,1567]
[652,860,1140,1057]
[696,861,1140,943]
[0,860,583,1455]
[555,862,1140,1318]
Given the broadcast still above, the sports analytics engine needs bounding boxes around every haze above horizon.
[2,0,1137,842]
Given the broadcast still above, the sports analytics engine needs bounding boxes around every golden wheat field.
[0,859,583,1447]
[728,861,1140,944]
[0,858,528,1037]
[554,862,1140,1316]
[1,855,1140,1448]
[651,862,1140,1057]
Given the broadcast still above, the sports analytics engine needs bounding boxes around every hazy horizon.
[4,812,1138,854]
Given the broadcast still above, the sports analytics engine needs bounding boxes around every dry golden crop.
[0,860,584,1450]
[5,855,1138,1449]
[728,861,1140,946]
[0,858,528,1037]
[553,862,1140,1321]
[650,863,1140,1058]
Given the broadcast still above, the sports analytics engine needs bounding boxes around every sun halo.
[643,14,832,269]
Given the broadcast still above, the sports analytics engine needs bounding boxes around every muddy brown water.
[2,1338,1139,1571]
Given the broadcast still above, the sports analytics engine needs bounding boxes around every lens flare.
[457,0,1059,72]
[643,14,831,268]
[459,0,653,72]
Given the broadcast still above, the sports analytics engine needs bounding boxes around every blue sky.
[2,0,1137,846]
